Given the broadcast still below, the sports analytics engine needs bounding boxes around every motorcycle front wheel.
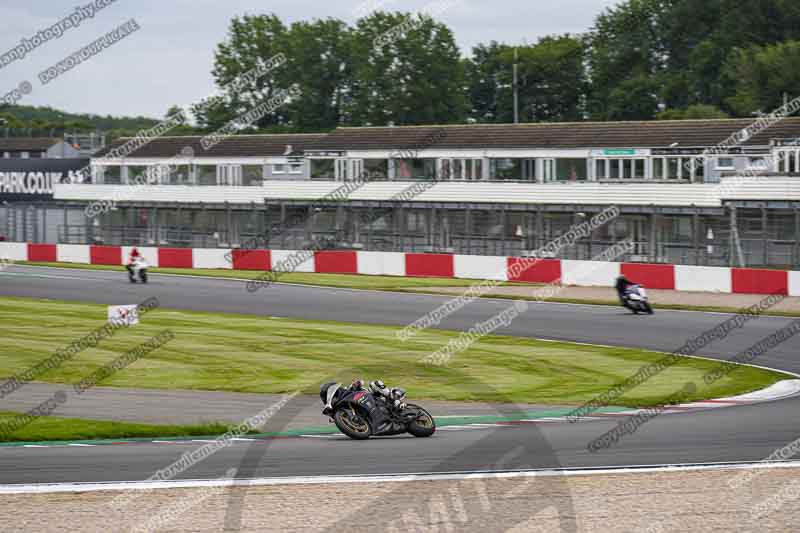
[406,404,436,437]
[334,408,371,440]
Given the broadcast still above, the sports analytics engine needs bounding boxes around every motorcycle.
[127,257,148,284]
[623,284,653,315]
[320,382,436,440]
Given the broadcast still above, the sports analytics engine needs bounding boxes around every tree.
[657,104,729,120]
[503,35,586,122]
[346,12,468,125]
[465,41,511,122]
[586,0,673,120]
[203,14,290,130]
[725,40,800,116]
[278,18,352,131]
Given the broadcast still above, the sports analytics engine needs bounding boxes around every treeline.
[0,104,160,139]
[193,2,800,131]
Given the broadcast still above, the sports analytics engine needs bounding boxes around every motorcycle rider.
[126,248,142,283]
[615,275,635,310]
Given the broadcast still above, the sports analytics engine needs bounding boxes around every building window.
[242,165,264,186]
[440,158,483,180]
[556,158,587,181]
[29,152,42,159]
[289,162,303,174]
[363,159,389,180]
[395,158,436,180]
[196,165,217,186]
[273,164,286,174]
[127,166,149,184]
[715,157,735,170]
[489,158,535,180]
[311,159,335,180]
[599,158,649,179]
[169,165,192,185]
[103,166,122,184]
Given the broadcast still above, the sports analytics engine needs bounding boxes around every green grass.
[16,261,800,317]
[0,297,787,409]
[0,413,233,443]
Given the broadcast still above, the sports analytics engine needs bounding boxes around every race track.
[1,265,800,485]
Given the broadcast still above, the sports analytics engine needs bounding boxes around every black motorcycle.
[320,382,436,440]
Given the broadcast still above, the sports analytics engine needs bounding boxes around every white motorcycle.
[623,284,653,315]
[127,257,148,284]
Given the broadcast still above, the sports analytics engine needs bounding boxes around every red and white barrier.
[2,242,798,297]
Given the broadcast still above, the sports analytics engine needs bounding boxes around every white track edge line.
[3,461,800,494]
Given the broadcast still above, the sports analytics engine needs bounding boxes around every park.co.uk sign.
[0,158,89,201]
[0,171,61,194]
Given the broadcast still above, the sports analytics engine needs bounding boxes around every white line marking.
[5,461,800,494]
[22,445,47,448]
[67,443,94,447]
[300,434,339,438]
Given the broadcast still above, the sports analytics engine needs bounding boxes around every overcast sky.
[0,0,621,119]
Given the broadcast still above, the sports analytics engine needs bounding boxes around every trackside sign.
[0,158,89,202]
[0,171,60,194]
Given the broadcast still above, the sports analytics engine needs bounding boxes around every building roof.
[308,118,800,151]
[0,138,62,152]
[94,133,327,159]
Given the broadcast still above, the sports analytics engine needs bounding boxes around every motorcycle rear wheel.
[406,404,436,437]
[334,408,371,440]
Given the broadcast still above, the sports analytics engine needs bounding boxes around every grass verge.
[0,297,787,411]
[0,413,233,443]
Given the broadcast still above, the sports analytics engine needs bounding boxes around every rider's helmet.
[320,381,337,403]
[615,275,630,291]
[131,247,140,257]
[369,380,388,396]
[351,378,365,390]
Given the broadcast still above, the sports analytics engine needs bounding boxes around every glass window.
[127,166,148,185]
[395,159,436,180]
[363,159,388,180]
[273,164,286,174]
[289,162,303,174]
[473,159,483,180]
[622,159,632,179]
[653,159,664,179]
[595,160,606,179]
[716,157,735,170]
[667,158,680,179]
[694,158,705,181]
[311,159,335,180]
[104,166,122,184]
[490,159,523,180]
[242,165,264,186]
[556,159,587,181]
[634,159,645,178]
[169,165,191,185]
[196,165,216,186]
[609,159,620,179]
[441,159,451,180]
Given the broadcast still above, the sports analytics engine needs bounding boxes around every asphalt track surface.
[1,265,800,485]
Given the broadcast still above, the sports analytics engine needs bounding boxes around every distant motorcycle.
[623,284,653,315]
[127,257,148,284]
[320,382,436,440]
